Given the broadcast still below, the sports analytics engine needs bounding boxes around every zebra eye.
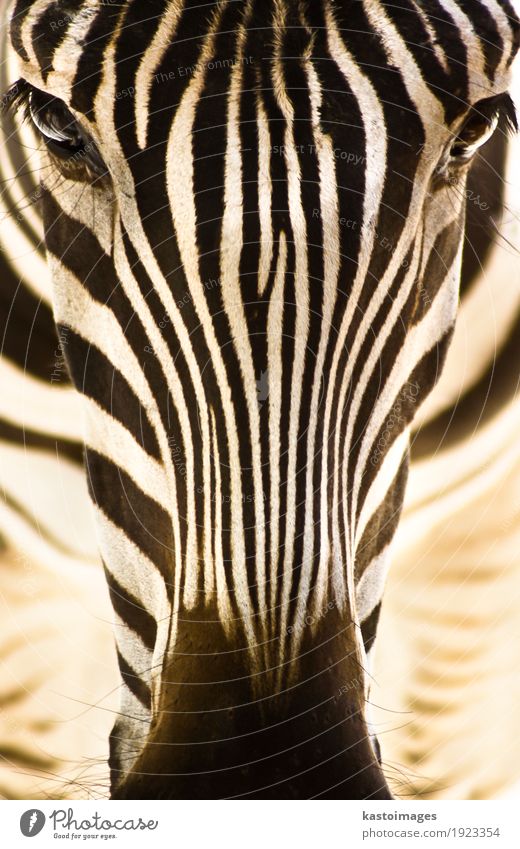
[450,112,499,162]
[450,94,518,163]
[28,86,107,179]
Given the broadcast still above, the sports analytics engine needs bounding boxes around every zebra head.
[8,0,519,798]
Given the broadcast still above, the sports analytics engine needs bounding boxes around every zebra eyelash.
[486,93,518,136]
[1,78,32,120]
[445,92,518,168]
[1,77,108,182]
[503,94,518,134]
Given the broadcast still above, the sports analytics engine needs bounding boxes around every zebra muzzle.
[110,601,392,800]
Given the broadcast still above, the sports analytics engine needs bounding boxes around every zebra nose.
[112,724,393,800]
[110,602,393,800]
[111,684,393,799]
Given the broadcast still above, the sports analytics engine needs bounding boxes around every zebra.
[1,0,519,799]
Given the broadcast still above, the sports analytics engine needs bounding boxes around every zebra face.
[8,0,519,799]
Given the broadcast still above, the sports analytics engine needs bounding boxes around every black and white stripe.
[1,0,519,799]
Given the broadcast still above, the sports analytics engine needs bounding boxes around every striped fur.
[1,0,519,798]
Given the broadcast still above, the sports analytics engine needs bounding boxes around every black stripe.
[355,457,408,584]
[0,418,83,465]
[360,602,382,655]
[71,2,125,118]
[116,648,152,710]
[42,192,119,300]
[385,0,469,122]
[85,448,174,592]
[9,1,32,63]
[0,251,70,383]
[458,0,504,82]
[105,566,157,652]
[32,0,86,82]
[57,327,162,462]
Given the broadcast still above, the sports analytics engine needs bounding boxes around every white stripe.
[355,429,410,548]
[256,92,274,296]
[409,0,450,73]
[134,0,184,149]
[81,396,168,508]
[210,408,234,632]
[221,15,267,632]
[271,1,311,662]
[113,612,154,691]
[47,1,103,102]
[0,46,45,249]
[366,0,447,131]
[486,0,520,80]
[435,0,487,99]
[267,232,286,621]
[356,543,392,624]
[0,356,84,439]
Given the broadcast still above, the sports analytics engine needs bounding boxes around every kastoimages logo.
[20,810,46,837]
